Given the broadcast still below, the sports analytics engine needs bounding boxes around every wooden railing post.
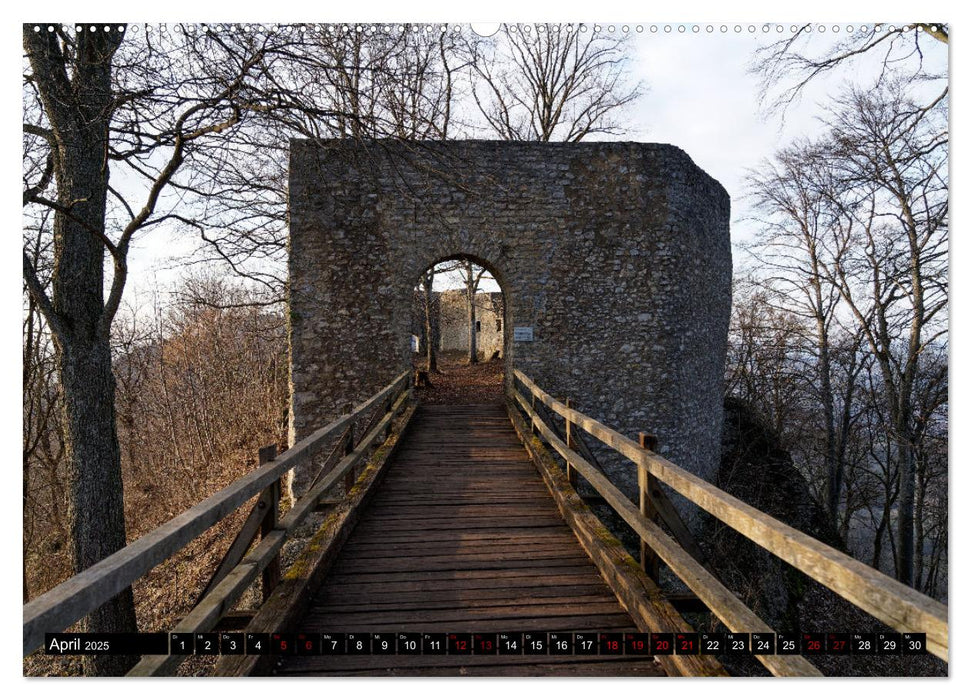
[258,445,280,603]
[565,398,576,486]
[530,392,538,436]
[385,394,395,440]
[343,404,356,493]
[638,432,661,581]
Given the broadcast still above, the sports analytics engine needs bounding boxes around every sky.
[629,25,947,241]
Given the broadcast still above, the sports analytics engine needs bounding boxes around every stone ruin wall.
[288,140,731,500]
[435,290,504,359]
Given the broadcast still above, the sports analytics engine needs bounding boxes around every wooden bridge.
[23,369,949,676]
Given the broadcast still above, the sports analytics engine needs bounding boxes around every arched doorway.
[411,255,508,405]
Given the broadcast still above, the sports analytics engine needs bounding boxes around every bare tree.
[462,261,486,364]
[22,211,70,606]
[113,276,288,519]
[23,28,481,653]
[819,83,947,586]
[740,77,947,588]
[419,268,438,372]
[753,23,947,119]
[909,345,947,596]
[23,25,138,674]
[21,23,318,673]
[467,23,642,141]
[745,143,860,529]
[725,282,810,439]
[375,26,465,139]
[182,25,467,297]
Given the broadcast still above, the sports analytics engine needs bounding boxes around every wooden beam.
[537,397,608,476]
[282,389,413,538]
[212,611,255,630]
[505,400,726,677]
[195,481,275,605]
[667,594,709,614]
[260,473,281,604]
[636,434,710,570]
[313,499,342,513]
[513,389,821,677]
[307,424,352,489]
[646,479,711,568]
[513,370,949,663]
[22,370,409,656]
[343,416,356,494]
[127,526,290,675]
[638,433,661,580]
[565,398,576,487]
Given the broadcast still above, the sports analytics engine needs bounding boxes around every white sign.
[410,335,420,353]
[513,326,534,342]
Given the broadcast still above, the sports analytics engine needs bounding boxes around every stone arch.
[287,140,731,499]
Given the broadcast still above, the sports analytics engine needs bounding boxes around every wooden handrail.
[505,396,728,677]
[512,369,949,664]
[513,389,820,677]
[23,370,411,657]
[127,384,413,676]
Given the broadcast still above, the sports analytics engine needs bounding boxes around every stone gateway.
[288,140,731,499]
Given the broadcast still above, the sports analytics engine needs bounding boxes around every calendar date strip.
[45,631,928,656]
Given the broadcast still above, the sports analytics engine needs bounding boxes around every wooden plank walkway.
[273,404,663,676]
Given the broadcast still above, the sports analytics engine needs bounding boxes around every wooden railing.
[22,370,413,669]
[510,370,948,674]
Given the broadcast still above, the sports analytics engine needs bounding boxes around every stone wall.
[436,290,503,359]
[288,140,731,499]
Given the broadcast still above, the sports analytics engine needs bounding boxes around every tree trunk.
[422,272,437,372]
[57,336,138,675]
[52,135,139,678]
[465,263,478,364]
[895,431,916,586]
[24,294,36,605]
[914,465,926,592]
[834,343,861,540]
[816,318,841,526]
[24,27,138,675]
[871,511,886,570]
[467,295,478,364]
